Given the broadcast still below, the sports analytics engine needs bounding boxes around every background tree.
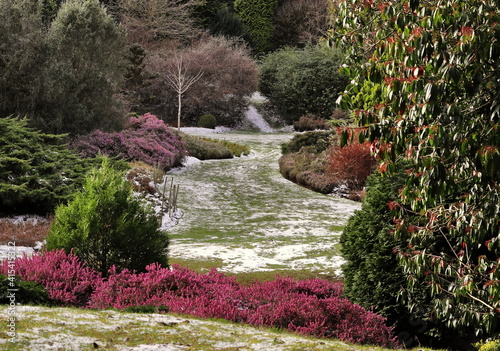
[272,0,332,49]
[165,55,203,131]
[39,0,126,134]
[333,0,500,338]
[233,0,278,54]
[146,36,258,127]
[117,0,204,48]
[259,45,348,123]
[0,0,47,121]
[0,0,127,135]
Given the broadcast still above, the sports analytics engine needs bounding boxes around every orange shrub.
[326,142,376,190]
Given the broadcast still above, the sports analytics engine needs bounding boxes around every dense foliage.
[1,250,399,348]
[259,45,348,123]
[0,117,92,215]
[45,159,169,276]
[71,114,186,172]
[325,139,376,190]
[234,0,278,54]
[333,0,500,337]
[340,166,448,347]
[272,0,332,49]
[0,275,52,306]
[293,114,332,132]
[0,0,126,135]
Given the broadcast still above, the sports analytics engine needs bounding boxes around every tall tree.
[117,0,203,48]
[40,0,126,134]
[234,0,278,54]
[0,0,126,135]
[332,0,500,337]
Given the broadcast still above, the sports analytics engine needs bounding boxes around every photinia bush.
[3,252,399,348]
[71,113,186,171]
[326,141,376,190]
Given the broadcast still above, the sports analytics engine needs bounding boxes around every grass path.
[167,129,360,280]
[0,306,442,351]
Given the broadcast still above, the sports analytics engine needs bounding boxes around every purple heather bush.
[1,251,399,348]
[71,113,186,171]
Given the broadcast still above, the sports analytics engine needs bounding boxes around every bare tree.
[118,0,204,48]
[165,54,203,132]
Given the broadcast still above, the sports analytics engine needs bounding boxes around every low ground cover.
[0,250,399,348]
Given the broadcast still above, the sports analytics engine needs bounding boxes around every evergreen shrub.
[259,46,348,122]
[197,114,217,129]
[234,0,278,53]
[0,275,52,306]
[0,117,93,215]
[340,165,436,345]
[45,158,169,276]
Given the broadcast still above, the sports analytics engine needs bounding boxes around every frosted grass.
[167,128,360,275]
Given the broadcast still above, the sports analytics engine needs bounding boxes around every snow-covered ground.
[167,127,360,275]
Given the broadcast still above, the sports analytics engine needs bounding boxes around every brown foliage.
[326,142,376,190]
[146,36,259,126]
[0,217,53,247]
[117,0,204,49]
[273,0,332,49]
[293,114,332,131]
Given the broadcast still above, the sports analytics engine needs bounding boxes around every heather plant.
[71,113,186,172]
[281,130,336,154]
[202,138,250,157]
[279,152,334,194]
[0,250,100,306]
[3,251,399,347]
[45,158,169,276]
[0,275,52,306]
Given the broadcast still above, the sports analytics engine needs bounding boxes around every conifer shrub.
[44,159,169,276]
[234,0,278,53]
[71,113,186,172]
[0,116,93,215]
[197,114,218,129]
[0,275,52,306]
[340,165,438,346]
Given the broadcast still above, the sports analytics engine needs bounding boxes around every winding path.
[167,129,360,275]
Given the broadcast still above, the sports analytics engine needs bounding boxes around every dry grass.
[0,217,53,247]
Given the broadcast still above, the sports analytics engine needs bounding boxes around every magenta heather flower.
[71,114,186,171]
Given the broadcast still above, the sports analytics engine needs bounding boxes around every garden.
[1,0,499,350]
